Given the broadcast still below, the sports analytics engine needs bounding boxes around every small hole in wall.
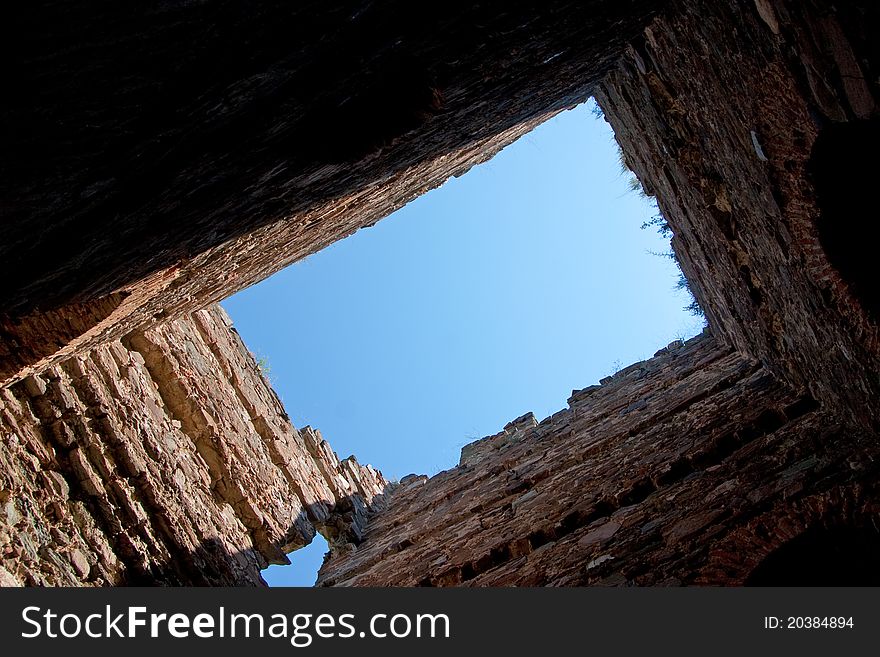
[223,100,706,490]
[811,118,880,322]
[261,533,329,587]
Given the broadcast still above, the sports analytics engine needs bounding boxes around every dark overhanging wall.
[0,0,668,383]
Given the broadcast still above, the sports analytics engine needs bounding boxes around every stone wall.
[2,1,879,587]
[0,0,667,384]
[594,0,880,429]
[0,305,387,586]
[317,333,879,586]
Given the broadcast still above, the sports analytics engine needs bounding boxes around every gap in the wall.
[222,99,705,585]
[262,533,330,587]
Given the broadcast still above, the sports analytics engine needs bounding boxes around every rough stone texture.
[594,0,880,430]
[2,1,880,587]
[0,0,667,383]
[317,333,878,586]
[0,305,387,586]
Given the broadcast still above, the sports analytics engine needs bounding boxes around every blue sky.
[222,100,704,585]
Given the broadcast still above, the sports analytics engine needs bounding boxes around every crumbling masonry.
[1,0,878,586]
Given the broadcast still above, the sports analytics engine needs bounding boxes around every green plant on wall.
[590,98,704,320]
[255,355,272,379]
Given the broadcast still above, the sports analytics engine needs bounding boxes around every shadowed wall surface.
[0,0,666,383]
